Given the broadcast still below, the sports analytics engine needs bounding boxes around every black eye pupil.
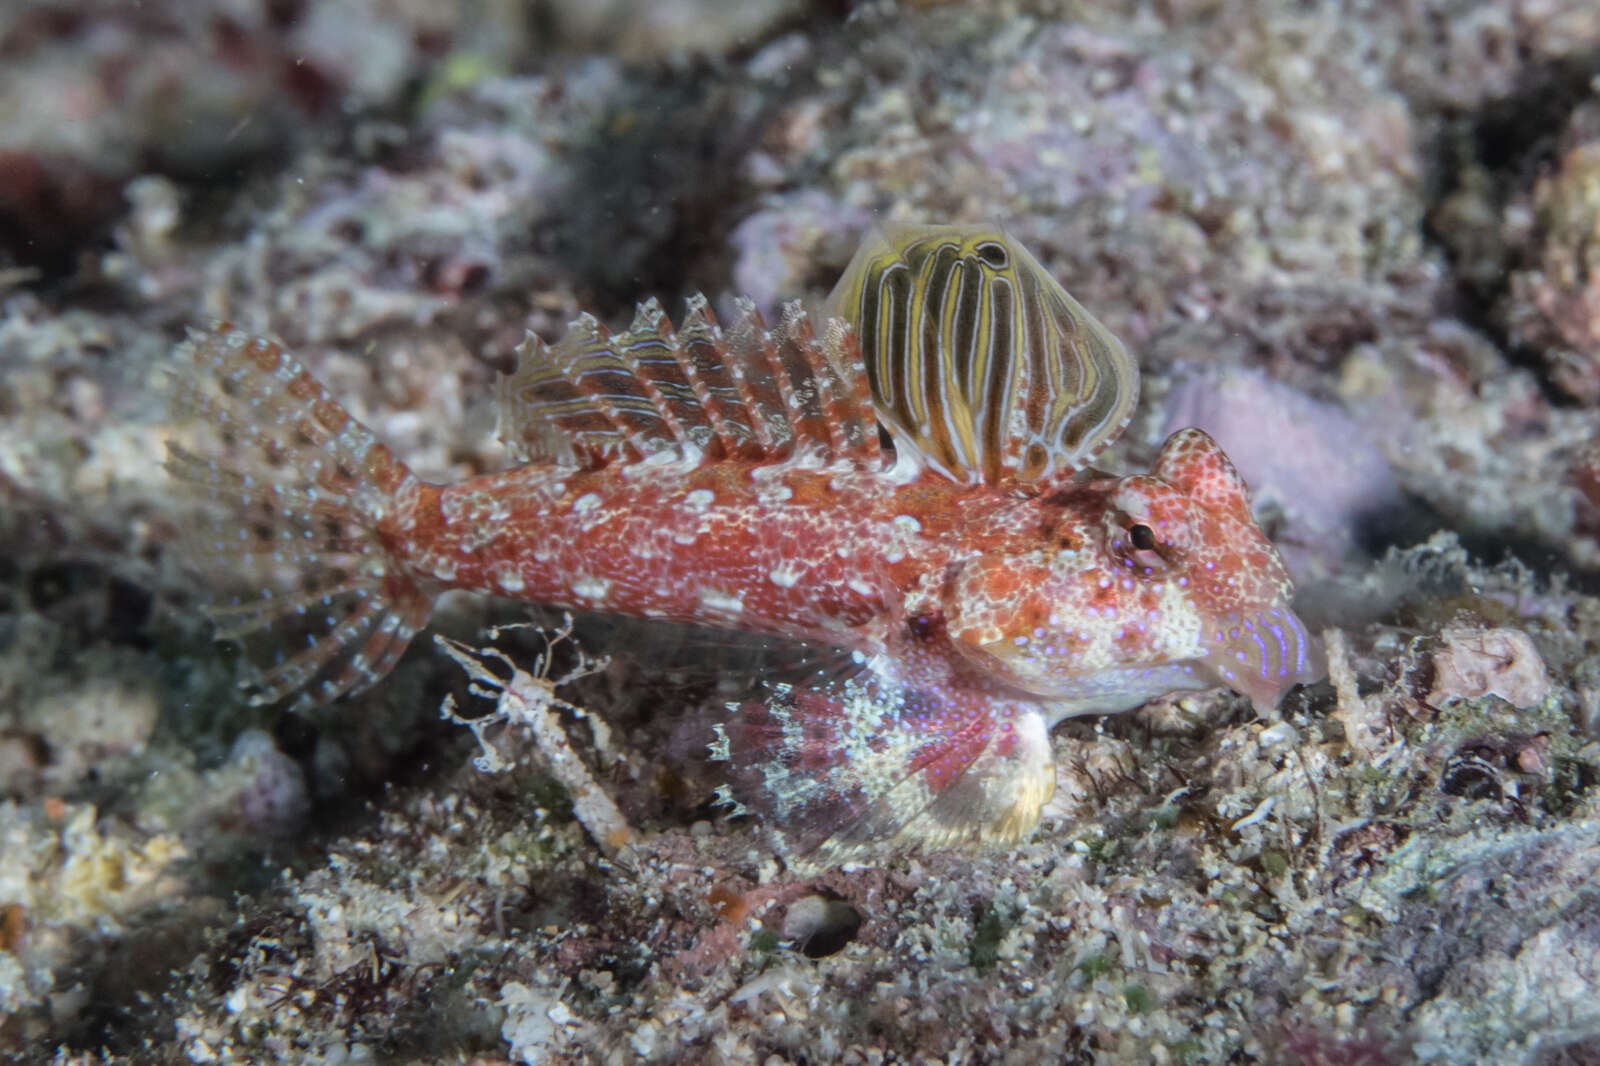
[1129,524,1157,551]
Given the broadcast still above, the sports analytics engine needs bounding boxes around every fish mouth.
[1194,603,1325,714]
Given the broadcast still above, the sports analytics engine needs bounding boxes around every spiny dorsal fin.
[498,302,687,465]
[499,295,883,470]
[825,224,1140,488]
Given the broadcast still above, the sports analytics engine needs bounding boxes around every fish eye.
[1129,523,1157,551]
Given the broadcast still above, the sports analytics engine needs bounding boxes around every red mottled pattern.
[168,292,1322,862]
[402,460,920,648]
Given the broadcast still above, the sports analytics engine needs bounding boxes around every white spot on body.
[497,568,526,594]
[684,489,715,513]
[756,482,794,505]
[570,576,612,602]
[892,514,922,533]
[1153,580,1203,656]
[573,493,602,515]
[768,563,804,588]
[699,588,744,615]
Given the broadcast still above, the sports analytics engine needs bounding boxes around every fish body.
[167,225,1321,860]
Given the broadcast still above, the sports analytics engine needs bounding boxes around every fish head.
[942,428,1323,715]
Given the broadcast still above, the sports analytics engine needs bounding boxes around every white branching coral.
[435,619,634,857]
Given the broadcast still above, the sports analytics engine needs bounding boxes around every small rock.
[1427,626,1552,709]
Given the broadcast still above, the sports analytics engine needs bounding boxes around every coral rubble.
[5,1,1600,1063]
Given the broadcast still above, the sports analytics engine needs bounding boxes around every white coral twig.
[1325,626,1392,762]
[435,618,634,857]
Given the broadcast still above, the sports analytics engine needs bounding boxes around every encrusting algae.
[165,223,1323,863]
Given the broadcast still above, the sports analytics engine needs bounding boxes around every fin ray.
[166,325,437,708]
[498,297,884,471]
[716,668,1057,866]
[825,223,1139,487]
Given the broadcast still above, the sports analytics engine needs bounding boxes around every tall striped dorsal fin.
[498,294,882,470]
[824,224,1140,487]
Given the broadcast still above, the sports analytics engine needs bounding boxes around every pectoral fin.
[712,668,1056,867]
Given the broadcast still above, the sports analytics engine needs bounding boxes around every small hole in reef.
[782,894,863,959]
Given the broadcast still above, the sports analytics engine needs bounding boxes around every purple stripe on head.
[1287,610,1309,676]
[1267,623,1289,677]
[1248,631,1271,680]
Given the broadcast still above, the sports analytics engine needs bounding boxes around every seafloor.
[4,1,1600,1063]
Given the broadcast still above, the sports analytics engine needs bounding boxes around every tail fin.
[164,325,436,708]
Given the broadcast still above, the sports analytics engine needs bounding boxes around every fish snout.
[1194,602,1324,714]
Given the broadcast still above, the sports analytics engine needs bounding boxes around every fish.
[164,223,1323,862]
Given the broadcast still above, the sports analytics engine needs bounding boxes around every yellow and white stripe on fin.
[825,223,1140,487]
